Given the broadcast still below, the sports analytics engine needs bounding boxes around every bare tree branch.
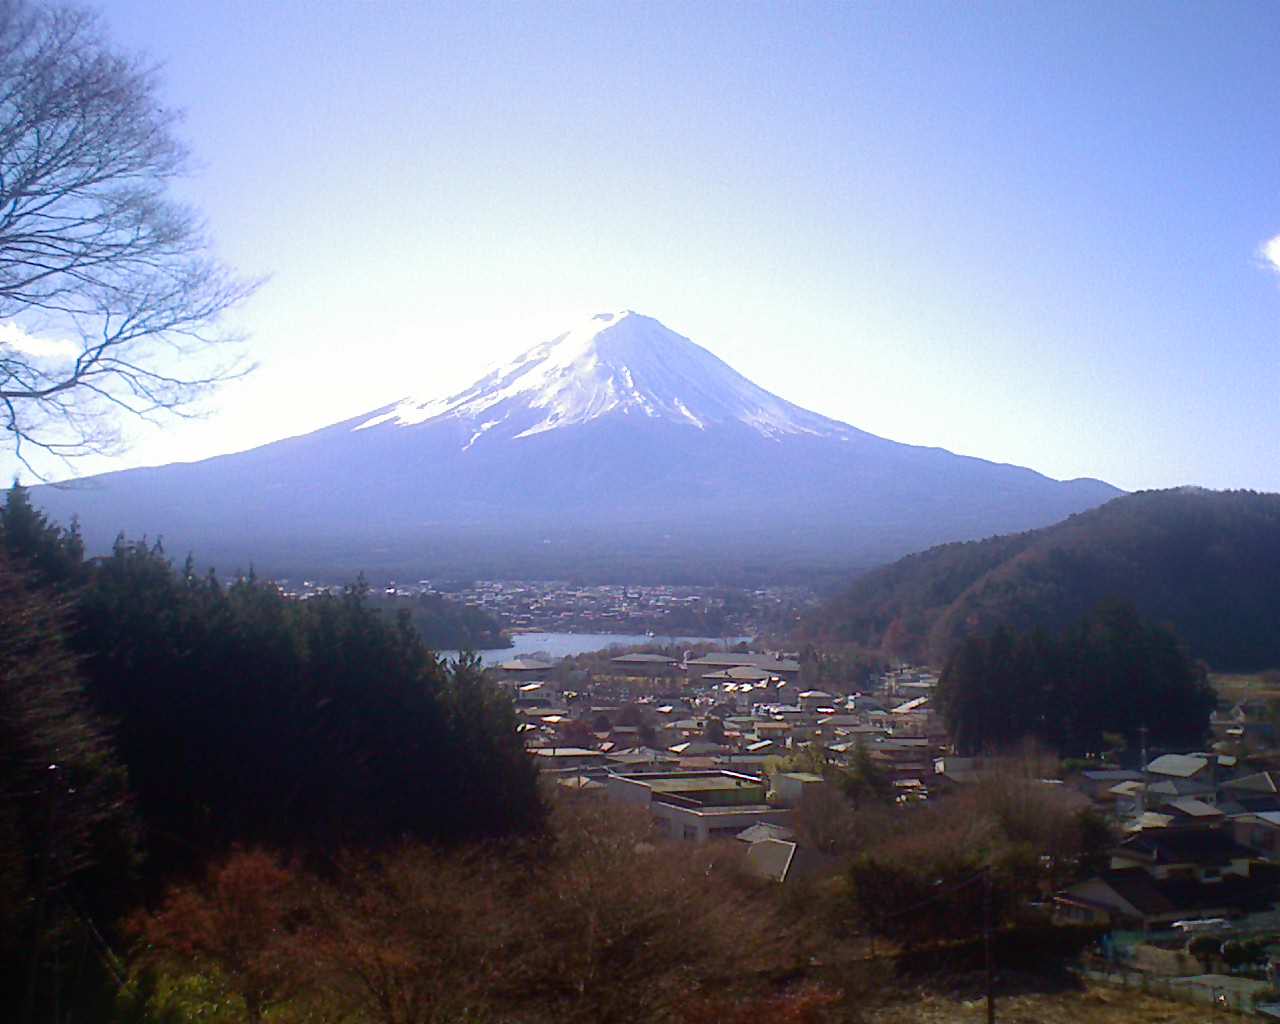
[0,0,260,475]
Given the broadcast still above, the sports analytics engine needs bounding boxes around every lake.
[435,631,749,664]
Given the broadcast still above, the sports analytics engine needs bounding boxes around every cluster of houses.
[1057,749,1280,933]
[1044,715,1280,1014]
[397,579,799,634]
[498,655,945,881]
[503,649,1280,1002]
[506,655,945,789]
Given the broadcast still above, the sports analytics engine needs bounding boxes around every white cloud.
[0,322,77,359]
[1260,234,1280,276]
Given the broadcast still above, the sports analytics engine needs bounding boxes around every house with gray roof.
[1111,829,1255,881]
[1146,753,1213,781]
[735,822,796,844]
[528,747,607,771]
[1232,811,1280,860]
[609,653,678,677]
[1148,777,1217,807]
[1219,771,1280,815]
[1056,828,1276,931]
[742,838,840,885]
[498,657,556,677]
[1077,768,1145,800]
[686,653,800,682]
[606,747,679,771]
[1164,798,1224,824]
[669,740,726,757]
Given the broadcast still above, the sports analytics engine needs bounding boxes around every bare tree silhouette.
[0,0,259,473]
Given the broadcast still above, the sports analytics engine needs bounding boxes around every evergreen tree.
[69,539,543,866]
[936,635,993,754]
[937,601,1211,757]
[0,555,135,1019]
[0,482,85,586]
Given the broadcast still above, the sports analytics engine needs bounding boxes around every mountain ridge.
[802,487,1280,670]
[31,311,1121,583]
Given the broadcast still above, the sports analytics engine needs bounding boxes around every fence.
[1077,964,1277,1015]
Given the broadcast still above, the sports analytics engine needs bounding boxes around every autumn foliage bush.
[842,766,1112,948]
[129,799,827,1024]
[128,849,306,1024]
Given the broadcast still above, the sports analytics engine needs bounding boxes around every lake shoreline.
[436,630,751,664]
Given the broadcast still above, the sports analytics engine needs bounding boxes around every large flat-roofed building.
[606,770,789,842]
[609,653,679,677]
[685,653,800,684]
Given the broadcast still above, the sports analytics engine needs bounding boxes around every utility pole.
[983,865,995,1024]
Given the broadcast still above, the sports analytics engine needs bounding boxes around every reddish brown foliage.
[301,846,519,1024]
[129,848,304,1023]
[131,800,818,1024]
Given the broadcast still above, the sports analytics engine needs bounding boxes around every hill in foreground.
[802,488,1280,671]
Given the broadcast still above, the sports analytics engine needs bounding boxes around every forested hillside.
[0,485,541,1018]
[366,591,509,651]
[803,489,1280,671]
[0,485,541,861]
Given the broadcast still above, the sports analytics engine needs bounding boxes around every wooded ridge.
[802,488,1280,671]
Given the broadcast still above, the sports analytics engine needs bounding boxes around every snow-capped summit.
[355,310,858,448]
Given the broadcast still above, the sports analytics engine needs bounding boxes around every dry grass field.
[1213,672,1280,706]
[863,984,1238,1024]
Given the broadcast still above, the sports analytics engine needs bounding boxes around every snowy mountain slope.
[31,311,1123,582]
[353,310,863,444]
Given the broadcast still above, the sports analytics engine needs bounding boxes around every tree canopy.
[935,601,1215,757]
[0,485,544,867]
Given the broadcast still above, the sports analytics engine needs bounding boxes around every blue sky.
[21,1,1280,491]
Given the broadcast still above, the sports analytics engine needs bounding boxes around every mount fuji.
[32,311,1120,582]
[356,310,863,444]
